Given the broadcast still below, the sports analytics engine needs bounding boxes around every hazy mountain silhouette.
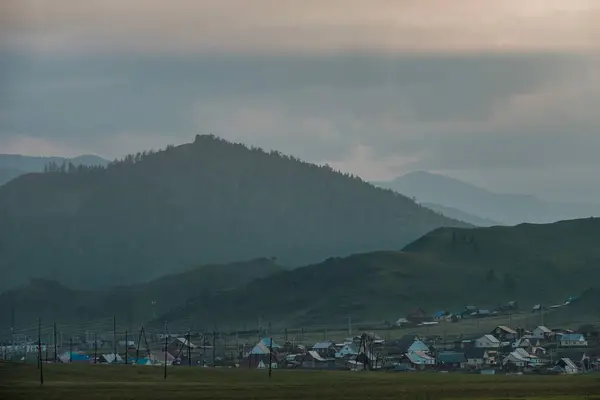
[374,171,600,225]
[421,202,500,227]
[0,135,466,291]
[0,154,109,186]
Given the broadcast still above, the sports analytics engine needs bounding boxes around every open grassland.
[1,363,600,400]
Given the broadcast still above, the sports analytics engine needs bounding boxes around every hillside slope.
[0,135,466,290]
[157,218,600,329]
[422,202,500,227]
[375,171,600,225]
[0,258,283,330]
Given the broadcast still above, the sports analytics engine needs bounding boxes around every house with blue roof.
[249,338,281,355]
[437,352,467,369]
[433,311,447,320]
[559,333,588,348]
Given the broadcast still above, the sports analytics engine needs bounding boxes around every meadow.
[1,363,599,400]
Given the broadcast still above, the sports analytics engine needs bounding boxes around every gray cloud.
[2,1,599,54]
[1,1,599,201]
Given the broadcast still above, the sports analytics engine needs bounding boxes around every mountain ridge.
[374,171,600,225]
[0,135,467,291]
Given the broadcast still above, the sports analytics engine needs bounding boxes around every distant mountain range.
[0,135,466,291]
[3,218,598,330]
[0,154,109,186]
[374,171,600,226]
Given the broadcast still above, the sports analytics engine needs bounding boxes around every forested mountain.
[0,258,283,330]
[375,171,600,225]
[0,135,466,291]
[156,218,600,329]
[0,154,109,186]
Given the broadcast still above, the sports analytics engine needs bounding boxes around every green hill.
[0,135,466,291]
[155,218,600,329]
[0,258,283,331]
[2,219,599,332]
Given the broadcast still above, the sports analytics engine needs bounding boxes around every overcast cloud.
[1,1,599,202]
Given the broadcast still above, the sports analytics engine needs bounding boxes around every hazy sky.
[1,1,599,201]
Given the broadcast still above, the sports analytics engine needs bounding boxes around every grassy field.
[1,363,599,399]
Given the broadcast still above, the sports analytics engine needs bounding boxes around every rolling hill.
[155,218,600,329]
[0,258,283,330]
[0,154,109,186]
[2,218,599,331]
[374,171,600,226]
[0,135,466,291]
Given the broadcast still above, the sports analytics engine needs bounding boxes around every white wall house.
[531,326,552,339]
[474,335,501,349]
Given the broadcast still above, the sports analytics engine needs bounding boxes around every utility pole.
[38,318,44,387]
[125,330,128,364]
[212,330,216,366]
[11,303,15,362]
[113,315,116,362]
[164,321,168,379]
[348,317,352,336]
[94,333,97,364]
[268,337,273,378]
[187,330,191,367]
[69,338,73,363]
[53,322,57,363]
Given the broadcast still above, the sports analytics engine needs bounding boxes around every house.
[512,338,532,350]
[257,360,278,369]
[558,351,590,370]
[399,335,429,353]
[167,337,196,357]
[58,351,90,364]
[311,341,336,358]
[151,352,175,366]
[407,308,428,323]
[395,318,410,327]
[531,326,553,340]
[465,348,489,368]
[532,304,544,313]
[403,351,435,370]
[301,351,336,369]
[244,353,280,369]
[437,352,467,369]
[461,306,478,318]
[473,309,491,318]
[559,333,588,348]
[491,326,518,341]
[502,348,545,368]
[248,338,281,355]
[552,358,579,374]
[335,343,359,358]
[474,335,501,349]
[433,311,447,320]
[99,353,124,364]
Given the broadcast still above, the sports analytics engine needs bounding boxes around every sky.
[1,0,600,202]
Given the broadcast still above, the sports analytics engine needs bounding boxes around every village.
[2,299,599,376]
